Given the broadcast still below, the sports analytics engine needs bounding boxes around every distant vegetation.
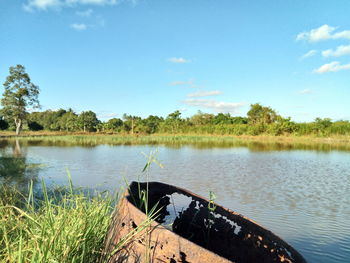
[1,105,349,137]
[1,65,349,137]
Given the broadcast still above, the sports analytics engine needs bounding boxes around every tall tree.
[77,111,99,132]
[59,111,78,131]
[123,114,141,134]
[165,110,183,133]
[1,65,40,135]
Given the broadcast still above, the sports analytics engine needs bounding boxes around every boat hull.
[104,182,306,263]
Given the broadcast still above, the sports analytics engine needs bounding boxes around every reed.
[0,154,164,263]
[0,176,116,263]
[3,133,350,152]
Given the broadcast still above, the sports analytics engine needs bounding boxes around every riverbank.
[1,132,350,151]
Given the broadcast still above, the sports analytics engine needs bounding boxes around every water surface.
[0,139,349,263]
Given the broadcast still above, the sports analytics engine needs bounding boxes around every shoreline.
[1,131,350,147]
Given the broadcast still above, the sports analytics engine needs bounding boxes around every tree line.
[1,105,349,137]
[1,65,349,136]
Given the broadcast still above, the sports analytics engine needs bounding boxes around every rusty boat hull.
[104,182,306,263]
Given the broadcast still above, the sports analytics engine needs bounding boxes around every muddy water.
[0,139,349,263]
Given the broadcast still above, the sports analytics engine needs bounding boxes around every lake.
[0,138,349,263]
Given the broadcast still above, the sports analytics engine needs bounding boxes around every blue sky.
[0,0,349,122]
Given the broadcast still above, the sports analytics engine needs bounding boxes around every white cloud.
[24,0,61,11]
[187,90,222,98]
[300,50,317,60]
[298,89,313,94]
[70,23,87,30]
[168,57,191,64]
[76,8,93,16]
[169,80,193,86]
[24,0,122,11]
[296,24,350,42]
[183,99,245,114]
[333,30,350,39]
[322,45,350,57]
[313,61,350,73]
[65,0,117,6]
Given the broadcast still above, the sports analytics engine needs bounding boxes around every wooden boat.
[103,181,307,263]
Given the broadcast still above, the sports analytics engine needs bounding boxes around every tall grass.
[0,177,116,263]
[3,134,350,152]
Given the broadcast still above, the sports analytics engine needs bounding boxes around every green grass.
[3,133,350,152]
[0,178,116,263]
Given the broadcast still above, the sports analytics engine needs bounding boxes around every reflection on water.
[0,139,349,263]
[0,140,40,192]
[3,136,350,152]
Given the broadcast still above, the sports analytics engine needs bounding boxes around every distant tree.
[268,116,296,135]
[314,117,332,129]
[190,111,214,125]
[123,114,141,134]
[1,65,40,135]
[212,113,233,125]
[247,103,278,125]
[314,117,332,135]
[105,118,123,132]
[28,109,66,131]
[27,121,43,131]
[165,110,183,133]
[47,109,66,130]
[78,111,99,132]
[58,111,78,131]
[142,115,163,134]
[231,116,248,124]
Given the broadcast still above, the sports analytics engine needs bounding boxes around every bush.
[28,121,44,131]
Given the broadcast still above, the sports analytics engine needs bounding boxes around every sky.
[0,0,349,122]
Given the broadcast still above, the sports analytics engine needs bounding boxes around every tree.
[27,121,44,131]
[165,110,183,133]
[0,116,8,130]
[1,65,40,135]
[58,111,78,131]
[247,103,278,125]
[212,113,233,125]
[123,114,141,134]
[141,115,163,134]
[190,111,214,125]
[105,118,123,132]
[77,111,99,132]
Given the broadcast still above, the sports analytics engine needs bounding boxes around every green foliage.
[266,117,297,135]
[104,118,123,132]
[329,121,350,135]
[77,111,99,132]
[0,180,114,263]
[28,109,67,131]
[27,121,44,131]
[247,103,278,125]
[190,111,214,125]
[141,115,163,134]
[1,65,40,135]
[0,85,349,137]
[164,110,184,133]
[0,117,9,130]
[212,113,232,125]
[122,114,141,134]
[59,111,78,132]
